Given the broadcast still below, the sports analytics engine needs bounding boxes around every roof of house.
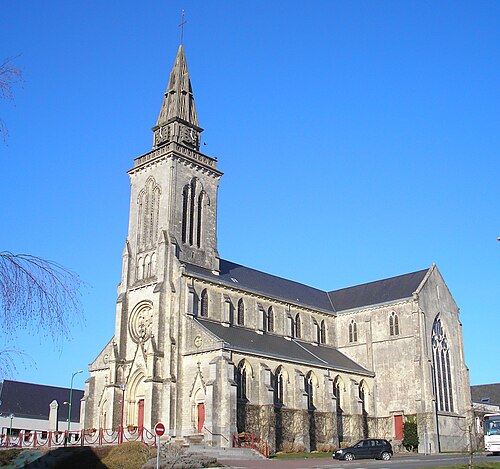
[196,318,373,376]
[471,383,500,406]
[0,380,84,422]
[186,259,430,314]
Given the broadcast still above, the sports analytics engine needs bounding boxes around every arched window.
[187,289,197,316]
[389,312,400,336]
[189,178,196,245]
[333,376,344,445]
[273,366,284,406]
[224,298,233,324]
[288,315,295,338]
[196,191,204,248]
[235,362,248,401]
[359,381,369,438]
[137,177,161,252]
[237,299,245,325]
[267,307,274,333]
[320,320,326,344]
[295,314,301,339]
[200,289,208,317]
[305,372,315,410]
[181,185,189,244]
[432,316,454,412]
[313,320,320,343]
[349,320,358,343]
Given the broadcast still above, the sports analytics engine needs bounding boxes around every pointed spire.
[156,44,199,128]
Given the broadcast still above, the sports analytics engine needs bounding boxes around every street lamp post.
[66,370,83,445]
[120,384,126,444]
[9,414,14,436]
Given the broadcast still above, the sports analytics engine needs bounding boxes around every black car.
[333,438,393,461]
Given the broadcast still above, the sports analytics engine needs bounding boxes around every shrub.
[402,420,419,452]
[101,441,155,469]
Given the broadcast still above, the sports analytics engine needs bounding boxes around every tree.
[0,55,23,141]
[0,252,83,377]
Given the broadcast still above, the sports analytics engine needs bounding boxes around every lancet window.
[200,289,209,317]
[137,177,160,252]
[235,362,248,401]
[181,178,208,248]
[295,314,301,339]
[432,316,454,412]
[267,307,274,333]
[320,320,326,344]
[273,366,284,406]
[389,312,400,336]
[349,320,358,343]
[237,299,245,325]
[305,372,315,410]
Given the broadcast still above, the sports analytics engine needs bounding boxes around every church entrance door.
[138,399,145,429]
[197,403,205,432]
[394,415,403,440]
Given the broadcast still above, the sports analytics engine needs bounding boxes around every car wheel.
[381,451,392,461]
[344,453,355,461]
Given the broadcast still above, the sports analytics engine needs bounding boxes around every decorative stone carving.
[129,302,154,343]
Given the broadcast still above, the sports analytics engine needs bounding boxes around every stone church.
[81,44,472,454]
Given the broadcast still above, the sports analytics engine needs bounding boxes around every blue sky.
[0,1,498,391]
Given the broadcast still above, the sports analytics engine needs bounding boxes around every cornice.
[129,141,223,177]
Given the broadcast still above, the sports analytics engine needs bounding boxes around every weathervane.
[179,9,187,44]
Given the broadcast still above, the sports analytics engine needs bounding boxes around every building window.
[267,307,274,333]
[432,316,454,412]
[181,178,207,248]
[273,366,284,406]
[237,298,245,325]
[305,373,314,410]
[313,320,320,343]
[288,315,295,338]
[349,320,358,343]
[187,289,197,316]
[224,298,233,324]
[389,312,399,336]
[235,362,248,401]
[200,289,208,317]
[295,314,301,339]
[137,177,160,252]
[320,320,326,344]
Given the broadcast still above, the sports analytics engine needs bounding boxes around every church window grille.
[349,320,358,343]
[431,316,454,412]
[267,307,274,333]
[237,299,245,325]
[320,320,326,344]
[295,314,301,339]
[200,289,209,317]
[389,312,400,336]
[236,362,248,400]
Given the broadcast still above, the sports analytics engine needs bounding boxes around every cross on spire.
[179,9,187,44]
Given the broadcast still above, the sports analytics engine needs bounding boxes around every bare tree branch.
[0,251,84,348]
[0,55,23,141]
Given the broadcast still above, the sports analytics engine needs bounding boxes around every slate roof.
[0,380,84,422]
[328,269,430,312]
[186,260,334,312]
[186,259,430,314]
[196,318,373,376]
[471,383,500,406]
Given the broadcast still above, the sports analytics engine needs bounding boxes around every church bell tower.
[125,44,222,284]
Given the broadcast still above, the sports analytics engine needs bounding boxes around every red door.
[138,399,145,429]
[395,415,403,440]
[197,403,205,433]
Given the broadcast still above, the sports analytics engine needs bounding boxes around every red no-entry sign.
[154,423,166,436]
